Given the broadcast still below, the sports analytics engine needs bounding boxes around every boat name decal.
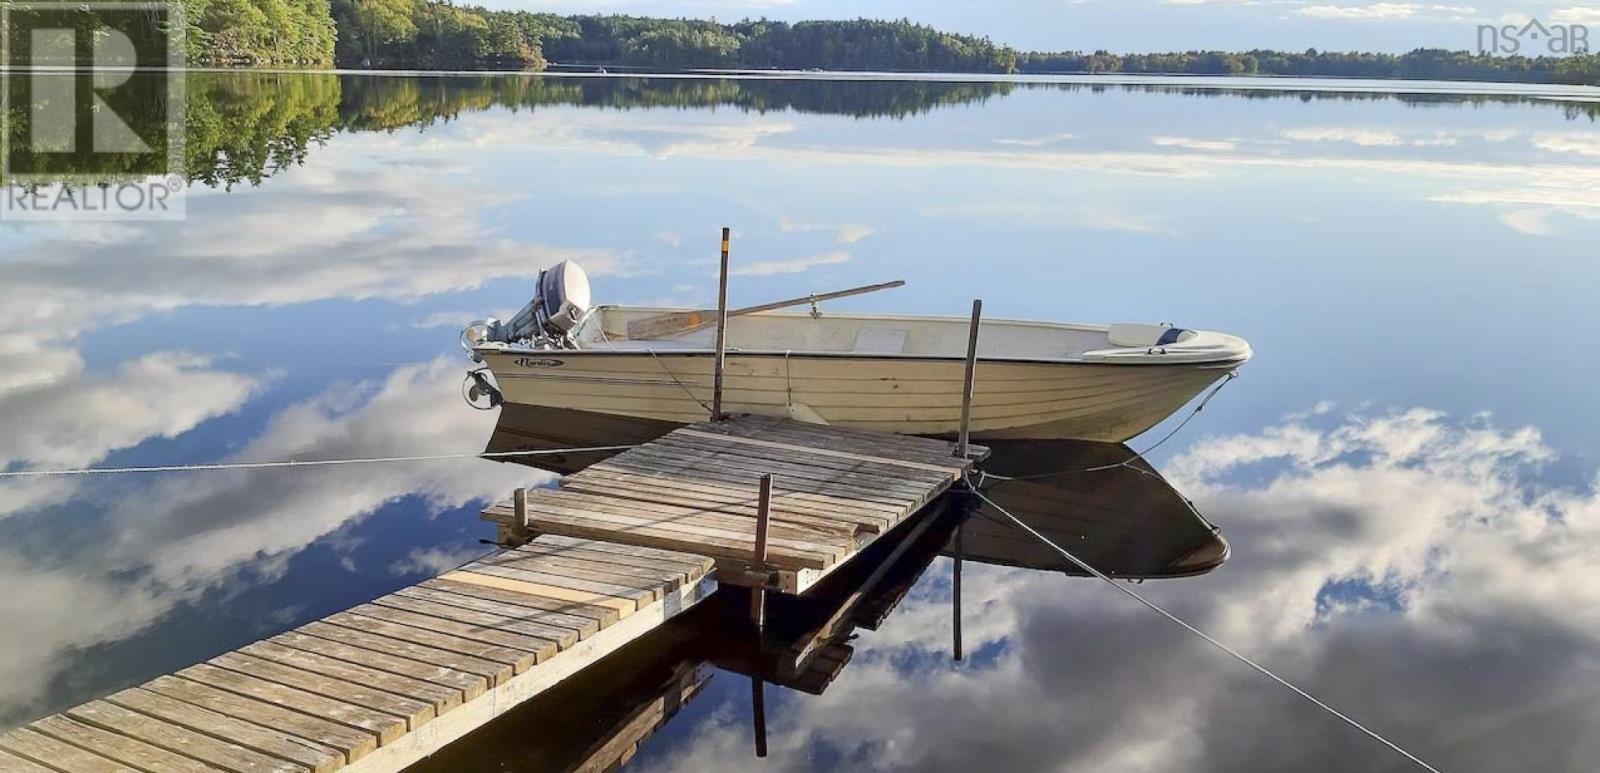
[514,357,566,368]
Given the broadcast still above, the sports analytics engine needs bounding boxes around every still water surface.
[4,73,1600,771]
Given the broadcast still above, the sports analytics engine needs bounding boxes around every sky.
[472,0,1600,54]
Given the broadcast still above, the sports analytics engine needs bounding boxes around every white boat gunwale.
[472,305,1251,368]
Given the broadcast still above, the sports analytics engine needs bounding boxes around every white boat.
[462,261,1250,442]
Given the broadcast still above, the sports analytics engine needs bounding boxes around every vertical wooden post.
[750,473,773,631]
[509,487,530,545]
[711,227,732,421]
[956,299,982,459]
[750,676,768,758]
[953,519,964,662]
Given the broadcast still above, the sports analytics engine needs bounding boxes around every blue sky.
[477,0,1600,53]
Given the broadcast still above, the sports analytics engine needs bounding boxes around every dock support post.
[751,677,769,758]
[711,227,732,421]
[953,520,964,661]
[750,473,773,631]
[956,298,982,459]
[509,487,531,545]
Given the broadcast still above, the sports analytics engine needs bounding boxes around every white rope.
[963,478,1442,773]
[0,445,639,478]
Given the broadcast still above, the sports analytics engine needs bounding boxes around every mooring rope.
[0,444,640,478]
[962,478,1441,773]
[644,347,715,415]
[979,370,1239,483]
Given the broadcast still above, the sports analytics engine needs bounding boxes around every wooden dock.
[0,535,716,773]
[2,416,980,772]
[484,415,987,594]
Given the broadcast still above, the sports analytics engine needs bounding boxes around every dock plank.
[68,699,306,773]
[104,688,343,773]
[32,714,220,773]
[0,726,137,773]
[237,642,463,714]
[396,585,603,639]
[142,676,378,764]
[294,622,512,687]
[422,578,619,627]
[0,749,61,773]
[369,594,583,650]
[179,664,408,746]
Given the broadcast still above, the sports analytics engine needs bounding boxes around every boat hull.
[480,351,1236,442]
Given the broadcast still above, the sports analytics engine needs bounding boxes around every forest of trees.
[1016,47,1600,85]
[6,0,1598,85]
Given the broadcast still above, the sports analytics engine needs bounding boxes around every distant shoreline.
[73,66,1597,100]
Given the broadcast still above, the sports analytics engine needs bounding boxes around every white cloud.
[1533,131,1600,158]
[1298,3,1477,20]
[0,352,259,517]
[1151,135,1238,151]
[0,358,538,719]
[995,132,1078,147]
[778,217,876,245]
[389,544,490,577]
[1500,209,1557,235]
[1551,6,1600,25]
[730,250,851,276]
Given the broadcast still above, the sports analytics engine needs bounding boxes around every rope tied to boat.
[960,476,1442,773]
[0,444,640,478]
[977,369,1240,485]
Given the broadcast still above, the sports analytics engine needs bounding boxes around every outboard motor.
[461,260,592,362]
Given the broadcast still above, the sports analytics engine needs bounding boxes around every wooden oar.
[625,280,906,340]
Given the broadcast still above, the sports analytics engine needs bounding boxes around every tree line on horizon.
[31,0,1597,86]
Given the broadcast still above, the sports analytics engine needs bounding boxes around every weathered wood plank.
[209,653,434,733]
[34,714,220,773]
[591,454,913,509]
[491,548,691,589]
[561,469,892,532]
[345,605,561,662]
[271,630,487,703]
[467,550,664,602]
[0,726,137,773]
[504,498,838,568]
[396,585,603,639]
[104,688,342,773]
[0,749,59,773]
[527,534,716,574]
[142,676,378,764]
[656,432,959,482]
[237,642,462,714]
[369,594,582,650]
[576,462,908,516]
[422,578,619,628]
[531,488,854,555]
[323,611,540,674]
[178,664,407,747]
[295,622,513,687]
[505,541,701,582]
[66,699,300,773]
[544,487,860,543]
[440,566,641,616]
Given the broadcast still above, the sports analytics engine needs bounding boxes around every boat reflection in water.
[429,408,1227,770]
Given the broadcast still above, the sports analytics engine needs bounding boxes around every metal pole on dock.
[953,520,964,661]
[956,299,982,459]
[711,227,732,421]
[750,473,773,631]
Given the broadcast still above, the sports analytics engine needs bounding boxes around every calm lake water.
[4,73,1600,771]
